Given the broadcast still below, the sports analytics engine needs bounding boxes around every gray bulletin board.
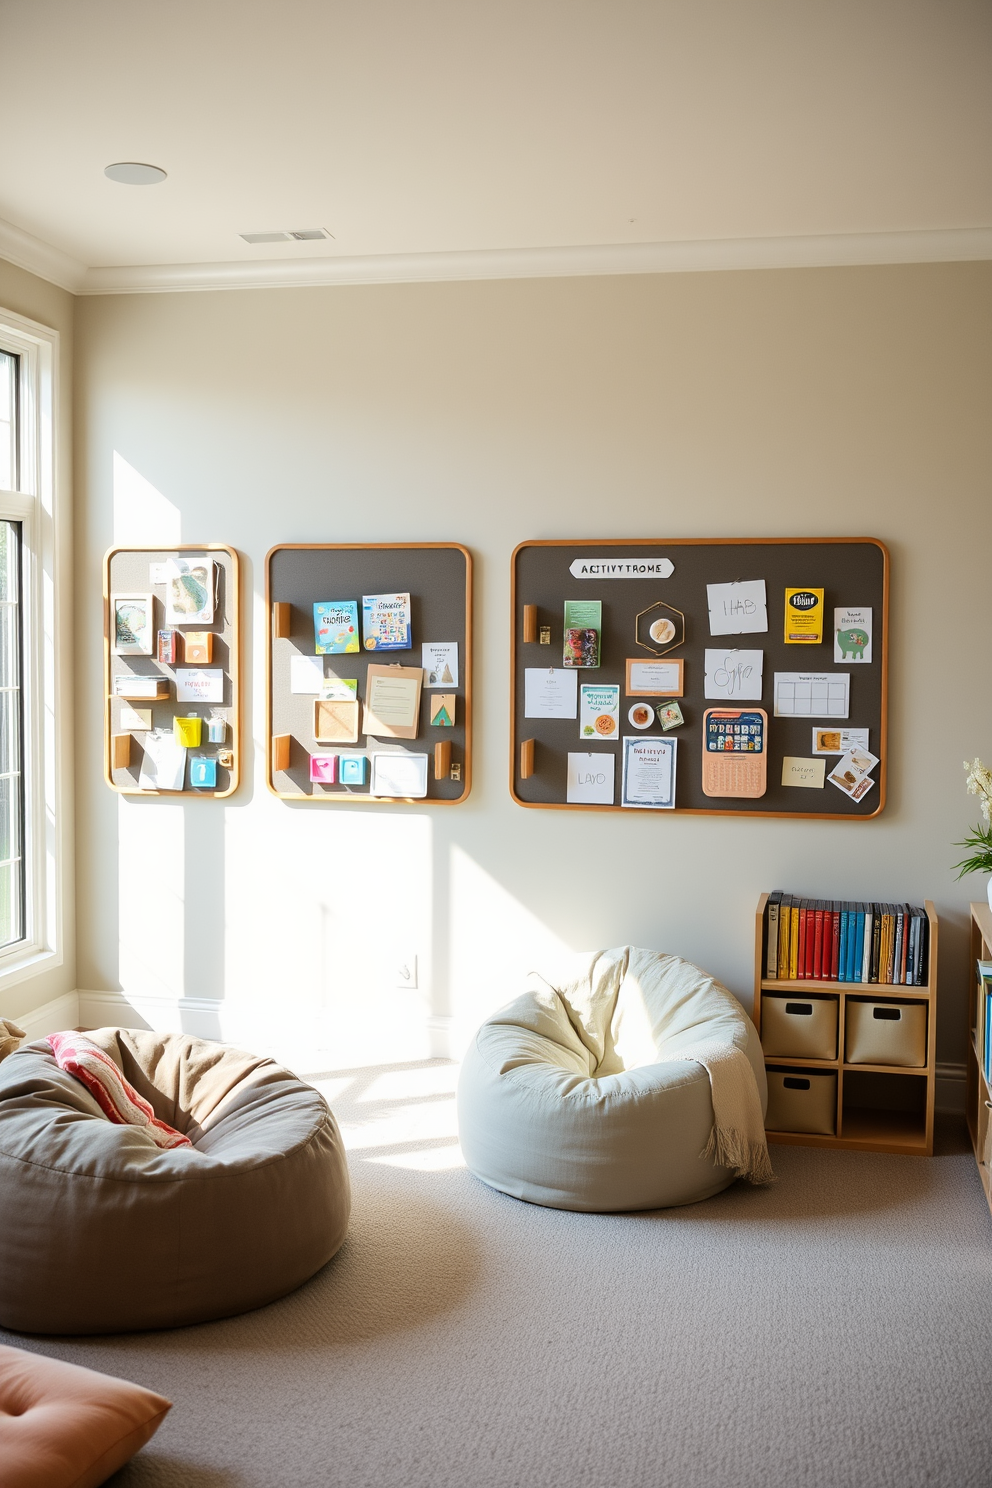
[511,538,888,819]
[266,543,472,804]
[104,544,242,797]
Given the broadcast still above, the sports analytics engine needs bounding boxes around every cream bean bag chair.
[0,1028,350,1335]
[457,947,770,1212]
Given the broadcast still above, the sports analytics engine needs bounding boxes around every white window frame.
[0,307,64,984]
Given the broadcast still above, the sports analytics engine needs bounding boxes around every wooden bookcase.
[965,902,992,1218]
[753,892,938,1156]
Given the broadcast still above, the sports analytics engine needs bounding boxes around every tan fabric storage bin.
[765,1069,837,1135]
[761,995,838,1060]
[845,1001,927,1068]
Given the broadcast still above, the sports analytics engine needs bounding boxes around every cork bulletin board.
[104,544,242,797]
[266,543,472,804]
[511,538,888,819]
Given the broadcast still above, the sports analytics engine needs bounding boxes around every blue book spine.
[837,908,847,982]
[854,907,866,983]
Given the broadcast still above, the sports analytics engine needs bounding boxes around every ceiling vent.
[239,228,332,245]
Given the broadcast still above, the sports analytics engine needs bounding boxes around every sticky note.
[781,756,826,789]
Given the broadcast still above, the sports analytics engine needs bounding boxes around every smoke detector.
[239,228,333,244]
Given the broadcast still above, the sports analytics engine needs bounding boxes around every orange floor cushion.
[0,1344,171,1488]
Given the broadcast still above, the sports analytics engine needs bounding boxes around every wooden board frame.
[265,542,472,804]
[103,544,242,798]
[510,537,888,819]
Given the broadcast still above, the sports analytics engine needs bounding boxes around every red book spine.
[830,907,841,980]
[805,904,816,979]
[812,907,824,980]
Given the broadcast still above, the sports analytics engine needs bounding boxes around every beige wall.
[73,263,992,1063]
[0,257,76,1025]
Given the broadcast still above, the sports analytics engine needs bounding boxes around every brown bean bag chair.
[0,1029,350,1335]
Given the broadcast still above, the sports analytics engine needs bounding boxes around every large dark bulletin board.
[266,543,472,803]
[511,538,888,819]
[104,544,242,798]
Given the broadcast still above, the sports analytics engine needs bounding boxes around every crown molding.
[2,218,990,297]
[0,216,86,293]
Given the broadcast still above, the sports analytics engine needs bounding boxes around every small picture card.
[621,735,677,810]
[812,727,870,755]
[827,747,879,800]
[706,580,767,636]
[314,698,360,744]
[625,659,683,697]
[149,562,169,585]
[309,754,338,784]
[362,593,411,651]
[704,648,763,701]
[314,601,360,655]
[524,668,578,719]
[175,668,224,703]
[112,594,155,655]
[290,655,325,694]
[183,631,213,664]
[320,677,358,700]
[429,694,456,727]
[369,751,429,798]
[834,607,872,664]
[422,643,458,688]
[566,752,616,805]
[781,756,826,789]
[156,628,177,664]
[579,684,620,740]
[165,558,215,626]
[826,761,880,809]
[656,701,684,731]
[363,665,424,739]
[188,756,217,790]
[119,704,152,731]
[562,601,601,668]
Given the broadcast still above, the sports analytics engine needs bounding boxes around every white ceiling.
[2,0,990,293]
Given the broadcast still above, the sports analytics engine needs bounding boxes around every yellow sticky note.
[781,756,826,789]
[784,588,824,644]
[174,715,202,748]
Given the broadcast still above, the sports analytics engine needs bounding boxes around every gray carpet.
[4,1058,992,1488]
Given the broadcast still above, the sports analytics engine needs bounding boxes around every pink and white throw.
[46,1032,192,1149]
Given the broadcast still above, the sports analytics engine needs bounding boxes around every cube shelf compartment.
[753,893,938,1155]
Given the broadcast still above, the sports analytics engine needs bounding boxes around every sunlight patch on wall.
[449,844,574,1035]
[113,452,181,546]
[118,797,184,995]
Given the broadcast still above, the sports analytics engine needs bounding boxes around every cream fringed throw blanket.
[541,946,774,1187]
[668,1036,774,1185]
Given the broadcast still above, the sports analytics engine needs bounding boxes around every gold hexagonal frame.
[635,600,685,657]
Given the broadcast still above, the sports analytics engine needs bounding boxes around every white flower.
[964,758,992,823]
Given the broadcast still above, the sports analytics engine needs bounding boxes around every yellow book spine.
[778,904,791,979]
[789,906,800,979]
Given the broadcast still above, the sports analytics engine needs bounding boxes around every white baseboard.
[77,989,228,1042]
[15,990,80,1040]
[935,1061,966,1115]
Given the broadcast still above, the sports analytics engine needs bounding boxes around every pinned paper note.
[422,643,458,688]
[706,580,767,636]
[290,655,325,694]
[811,727,869,756]
[704,648,763,700]
[175,669,224,703]
[566,753,615,805]
[781,757,826,789]
[524,669,578,719]
[119,705,152,731]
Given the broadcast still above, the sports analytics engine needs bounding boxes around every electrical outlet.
[395,955,418,990]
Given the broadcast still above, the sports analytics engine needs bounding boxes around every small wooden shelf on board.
[754,892,938,1156]
[965,902,992,1220]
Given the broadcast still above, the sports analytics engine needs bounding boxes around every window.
[0,310,63,983]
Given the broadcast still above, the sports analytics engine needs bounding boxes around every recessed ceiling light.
[104,162,167,186]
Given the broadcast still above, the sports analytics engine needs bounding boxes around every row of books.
[977,962,992,1086]
[765,893,930,985]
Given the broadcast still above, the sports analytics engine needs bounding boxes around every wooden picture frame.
[624,657,684,697]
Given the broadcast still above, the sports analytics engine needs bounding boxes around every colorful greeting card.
[314,601,360,654]
[362,593,411,651]
[578,684,620,740]
[429,694,456,727]
[834,607,872,664]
